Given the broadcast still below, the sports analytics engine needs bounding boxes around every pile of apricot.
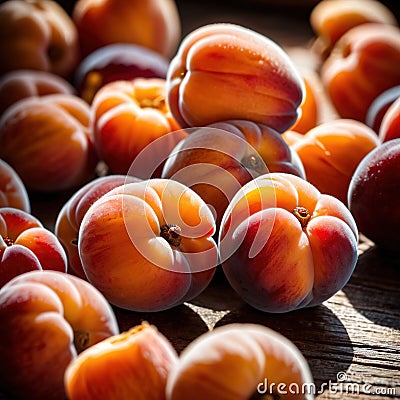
[0,0,399,398]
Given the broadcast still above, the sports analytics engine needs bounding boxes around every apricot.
[65,322,178,400]
[55,174,141,279]
[166,323,314,400]
[310,0,398,59]
[290,71,320,134]
[72,0,181,58]
[379,96,400,142]
[219,173,358,313]
[365,85,400,133]
[291,119,379,203]
[0,0,79,78]
[0,270,119,400]
[78,178,218,311]
[91,78,183,175]
[166,23,304,132]
[0,94,98,192]
[162,120,305,227]
[0,207,67,288]
[348,138,400,252]
[321,23,400,122]
[0,69,75,116]
[0,159,30,212]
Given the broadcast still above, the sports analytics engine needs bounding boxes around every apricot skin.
[166,323,314,400]
[0,270,119,400]
[166,23,304,133]
[348,139,400,252]
[219,173,358,313]
[321,23,400,122]
[0,159,30,212]
[292,119,379,204]
[0,94,98,192]
[65,322,178,400]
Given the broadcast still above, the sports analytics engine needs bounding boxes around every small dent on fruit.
[293,206,311,228]
[71,238,78,246]
[74,330,91,353]
[160,224,182,247]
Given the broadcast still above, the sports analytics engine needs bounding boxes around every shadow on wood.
[342,245,400,330]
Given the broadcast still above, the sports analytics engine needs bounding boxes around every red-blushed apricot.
[0,0,79,78]
[0,159,30,212]
[162,120,305,228]
[72,0,181,58]
[91,78,183,175]
[0,94,98,192]
[65,322,178,400]
[0,208,67,288]
[321,23,400,122]
[166,23,304,132]
[0,270,119,400]
[55,174,141,279]
[366,85,400,133]
[291,119,379,203]
[348,138,400,252]
[219,173,358,313]
[78,178,218,312]
[379,96,400,142]
[310,0,398,59]
[0,69,75,116]
[166,323,314,400]
[74,43,170,104]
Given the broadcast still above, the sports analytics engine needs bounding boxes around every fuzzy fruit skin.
[78,178,218,312]
[55,174,141,279]
[348,139,400,252]
[91,78,182,175]
[65,322,178,400]
[0,159,30,212]
[74,43,169,104]
[0,0,79,78]
[166,323,314,400]
[310,0,398,58]
[379,96,400,143]
[0,94,98,192]
[0,270,119,400]
[162,119,305,228]
[166,23,304,132]
[292,119,379,203]
[219,173,358,313]
[72,0,181,58]
[0,69,75,116]
[0,208,67,288]
[321,23,400,123]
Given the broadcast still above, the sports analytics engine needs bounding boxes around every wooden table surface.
[4,1,400,399]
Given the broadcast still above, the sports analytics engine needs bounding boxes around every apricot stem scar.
[74,330,91,353]
[160,224,182,247]
[293,206,311,228]
[1,235,13,247]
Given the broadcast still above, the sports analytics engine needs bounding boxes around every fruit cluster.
[0,0,399,398]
